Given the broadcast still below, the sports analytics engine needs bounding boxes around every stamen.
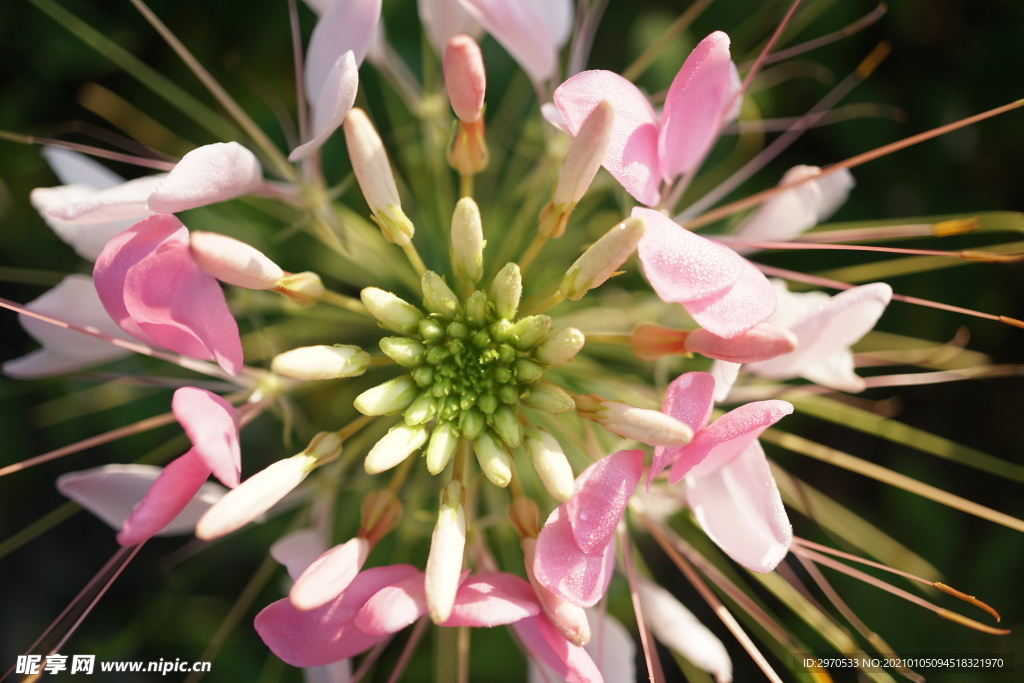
[715,235,1024,261]
[618,527,666,683]
[0,129,175,170]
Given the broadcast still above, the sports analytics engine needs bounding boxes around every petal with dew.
[147,142,263,213]
[565,450,643,554]
[57,463,226,537]
[290,51,359,162]
[650,372,715,485]
[444,572,540,627]
[304,0,380,104]
[686,440,792,572]
[670,399,793,482]
[683,255,778,338]
[555,73,661,206]
[3,275,132,379]
[457,0,558,85]
[115,449,211,546]
[290,537,372,611]
[172,387,241,488]
[658,31,739,182]
[534,506,616,608]
[255,564,420,667]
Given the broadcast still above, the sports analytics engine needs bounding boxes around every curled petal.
[555,72,661,206]
[290,52,360,162]
[444,572,540,627]
[305,0,380,102]
[658,31,739,182]
[565,450,643,554]
[172,387,241,488]
[670,399,793,482]
[457,0,558,84]
[3,275,132,379]
[94,214,243,375]
[57,463,225,537]
[534,507,615,608]
[115,449,211,546]
[686,441,792,572]
[290,537,372,611]
[650,372,715,485]
[147,142,263,213]
[255,564,420,667]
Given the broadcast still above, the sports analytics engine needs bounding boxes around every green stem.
[320,289,370,315]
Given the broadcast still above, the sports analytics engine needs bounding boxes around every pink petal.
[566,450,643,554]
[457,0,558,84]
[554,73,661,206]
[670,399,793,482]
[418,0,483,55]
[684,255,778,338]
[147,143,263,213]
[115,449,211,545]
[3,275,132,379]
[686,440,792,572]
[57,463,226,536]
[649,372,715,485]
[270,529,327,580]
[634,207,743,302]
[534,507,615,608]
[444,572,540,627]
[290,52,360,162]
[685,323,797,363]
[254,564,420,667]
[304,0,380,104]
[94,214,244,375]
[355,570,427,635]
[290,537,372,611]
[749,282,892,391]
[514,615,603,683]
[172,387,241,488]
[43,175,164,224]
[658,32,738,182]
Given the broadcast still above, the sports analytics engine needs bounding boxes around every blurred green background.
[1,0,1023,680]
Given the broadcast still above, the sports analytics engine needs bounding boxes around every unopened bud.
[421,271,461,319]
[465,289,489,326]
[361,287,425,334]
[512,315,552,350]
[580,396,693,447]
[514,358,544,383]
[274,271,325,305]
[343,108,414,245]
[354,375,419,415]
[458,406,485,440]
[560,217,645,300]
[379,337,426,367]
[521,382,575,413]
[490,263,522,320]
[425,481,467,623]
[196,431,340,540]
[450,197,485,283]
[473,430,512,487]
[426,420,459,474]
[271,344,370,380]
[534,328,585,367]
[190,231,284,289]
[491,405,521,448]
[552,100,614,208]
[525,429,575,502]
[404,392,437,425]
[364,424,429,474]
[685,323,797,363]
[360,489,403,545]
[443,35,485,123]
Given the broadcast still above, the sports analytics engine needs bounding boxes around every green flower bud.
[534,328,585,367]
[559,217,645,301]
[450,197,484,284]
[521,382,575,413]
[512,315,552,350]
[491,405,521,447]
[354,375,419,415]
[426,421,460,475]
[361,287,424,335]
[474,431,512,487]
[380,337,426,367]
[490,263,522,320]
[422,271,461,320]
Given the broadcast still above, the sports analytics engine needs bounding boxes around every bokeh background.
[1,0,1023,680]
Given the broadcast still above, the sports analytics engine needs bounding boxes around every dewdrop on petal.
[195,431,341,540]
[425,480,466,623]
[559,217,645,301]
[450,197,484,283]
[189,231,284,289]
[271,345,371,380]
[343,108,415,245]
[364,424,429,474]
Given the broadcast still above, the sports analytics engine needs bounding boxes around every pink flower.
[93,214,244,375]
[70,387,241,546]
[650,372,793,572]
[635,208,777,338]
[533,450,644,607]
[552,32,739,207]
[255,566,541,667]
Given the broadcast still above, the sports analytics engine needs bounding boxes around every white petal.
[531,0,573,48]
[418,0,482,55]
[57,464,226,535]
[42,175,164,224]
[304,0,380,103]
[303,660,352,683]
[42,147,124,189]
[270,528,328,580]
[3,275,132,378]
[709,360,741,403]
[147,142,263,213]
[637,577,733,682]
[584,610,635,683]
[30,185,144,261]
[290,52,360,162]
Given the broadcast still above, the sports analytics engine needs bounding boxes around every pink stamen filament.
[715,236,1024,261]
